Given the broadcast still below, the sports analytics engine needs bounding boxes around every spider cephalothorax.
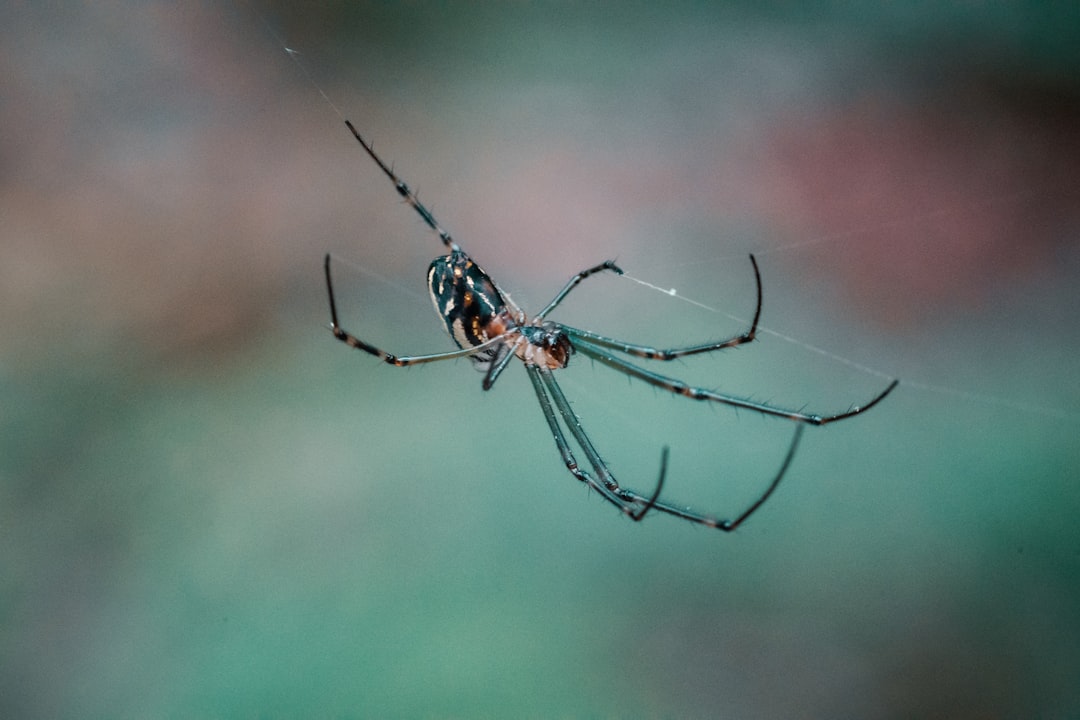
[518,322,573,370]
[325,118,898,531]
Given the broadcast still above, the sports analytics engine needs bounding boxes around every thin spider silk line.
[327,253,429,305]
[619,272,894,382]
[252,9,348,124]
[618,271,1080,422]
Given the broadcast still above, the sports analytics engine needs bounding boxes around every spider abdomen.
[428,250,510,350]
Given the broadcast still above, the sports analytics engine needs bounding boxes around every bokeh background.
[3,2,1079,717]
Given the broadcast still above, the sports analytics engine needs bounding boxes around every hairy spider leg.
[569,336,900,425]
[527,365,664,521]
[639,424,804,530]
[533,260,625,321]
[343,119,527,332]
[482,254,761,388]
[344,120,461,253]
[561,254,763,360]
[531,364,805,529]
[482,260,626,391]
[325,253,511,366]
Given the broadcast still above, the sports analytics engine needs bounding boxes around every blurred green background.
[3,2,1079,717]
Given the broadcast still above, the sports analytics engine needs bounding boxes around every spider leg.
[561,254,762,360]
[527,366,664,521]
[477,258,624,391]
[565,324,756,361]
[343,120,461,253]
[482,337,522,390]
[608,424,804,531]
[534,260,625,321]
[325,253,506,365]
[483,258,625,390]
[571,335,899,425]
[534,365,798,530]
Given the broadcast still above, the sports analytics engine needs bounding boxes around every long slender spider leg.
[561,254,762,360]
[481,261,627,391]
[534,260,625,321]
[639,447,667,521]
[326,253,505,365]
[564,325,754,361]
[343,120,461,253]
[525,366,650,516]
[718,424,803,530]
[572,336,899,425]
[609,424,804,530]
[482,336,523,391]
[535,367,665,521]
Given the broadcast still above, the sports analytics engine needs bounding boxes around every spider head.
[519,322,573,370]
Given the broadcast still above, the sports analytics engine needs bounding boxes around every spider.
[325,119,899,531]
